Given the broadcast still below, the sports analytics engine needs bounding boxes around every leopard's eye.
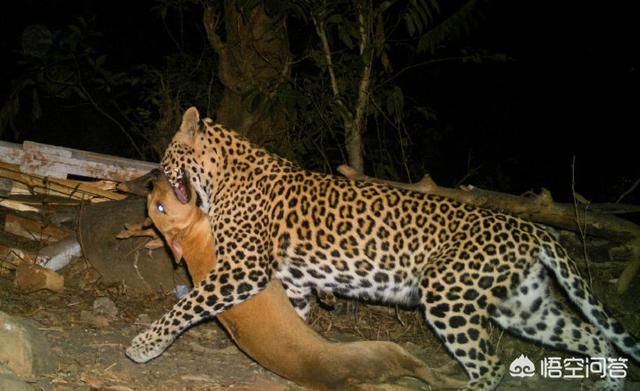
[156,202,166,214]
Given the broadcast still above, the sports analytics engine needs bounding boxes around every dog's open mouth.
[172,168,191,204]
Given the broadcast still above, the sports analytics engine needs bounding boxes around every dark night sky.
[0,0,638,205]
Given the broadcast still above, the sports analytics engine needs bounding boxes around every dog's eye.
[156,202,166,214]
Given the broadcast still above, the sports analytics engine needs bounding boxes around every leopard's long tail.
[538,242,640,362]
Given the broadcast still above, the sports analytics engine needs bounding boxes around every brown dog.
[147,173,464,390]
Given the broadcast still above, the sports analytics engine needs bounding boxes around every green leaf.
[31,89,42,120]
[95,55,107,68]
[326,14,343,25]
[248,91,264,113]
[337,24,354,50]
[404,13,416,36]
[237,0,262,21]
[374,1,393,15]
[385,85,404,119]
[21,24,53,58]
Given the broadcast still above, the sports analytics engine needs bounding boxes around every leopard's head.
[161,107,201,204]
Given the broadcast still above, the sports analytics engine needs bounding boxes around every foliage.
[2,0,508,181]
[1,13,219,161]
[245,0,508,181]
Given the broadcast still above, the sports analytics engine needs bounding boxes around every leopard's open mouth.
[172,167,191,204]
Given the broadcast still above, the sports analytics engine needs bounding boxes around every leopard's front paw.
[125,329,170,363]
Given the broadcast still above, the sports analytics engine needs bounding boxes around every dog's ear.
[168,235,184,263]
[148,168,163,179]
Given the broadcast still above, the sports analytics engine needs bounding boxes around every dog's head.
[147,172,200,262]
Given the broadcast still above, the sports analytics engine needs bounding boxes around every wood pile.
[0,140,157,292]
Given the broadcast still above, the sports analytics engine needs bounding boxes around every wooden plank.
[0,162,126,202]
[4,214,72,243]
[22,141,157,181]
[0,194,80,207]
[0,141,24,165]
[0,199,41,213]
[15,263,64,292]
[0,140,158,181]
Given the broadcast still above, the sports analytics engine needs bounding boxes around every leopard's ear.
[176,106,200,145]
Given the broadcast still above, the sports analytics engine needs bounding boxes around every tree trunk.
[203,1,291,147]
[345,122,365,174]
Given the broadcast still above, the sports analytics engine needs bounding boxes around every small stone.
[92,297,118,319]
[65,363,79,377]
[79,310,109,328]
[91,315,110,328]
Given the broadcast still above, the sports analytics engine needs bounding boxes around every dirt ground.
[1,248,640,391]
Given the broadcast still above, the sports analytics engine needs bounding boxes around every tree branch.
[312,15,349,117]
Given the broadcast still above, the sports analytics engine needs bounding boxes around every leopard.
[146,171,464,390]
[126,106,639,390]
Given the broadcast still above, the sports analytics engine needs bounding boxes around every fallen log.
[337,165,640,294]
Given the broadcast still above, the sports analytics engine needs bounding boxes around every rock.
[0,372,33,391]
[14,264,64,292]
[92,297,118,319]
[0,311,53,378]
[0,365,11,376]
[79,310,109,328]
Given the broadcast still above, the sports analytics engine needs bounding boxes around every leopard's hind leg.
[278,278,313,319]
[418,261,506,391]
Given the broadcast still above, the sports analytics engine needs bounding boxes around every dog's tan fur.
[148,173,464,390]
